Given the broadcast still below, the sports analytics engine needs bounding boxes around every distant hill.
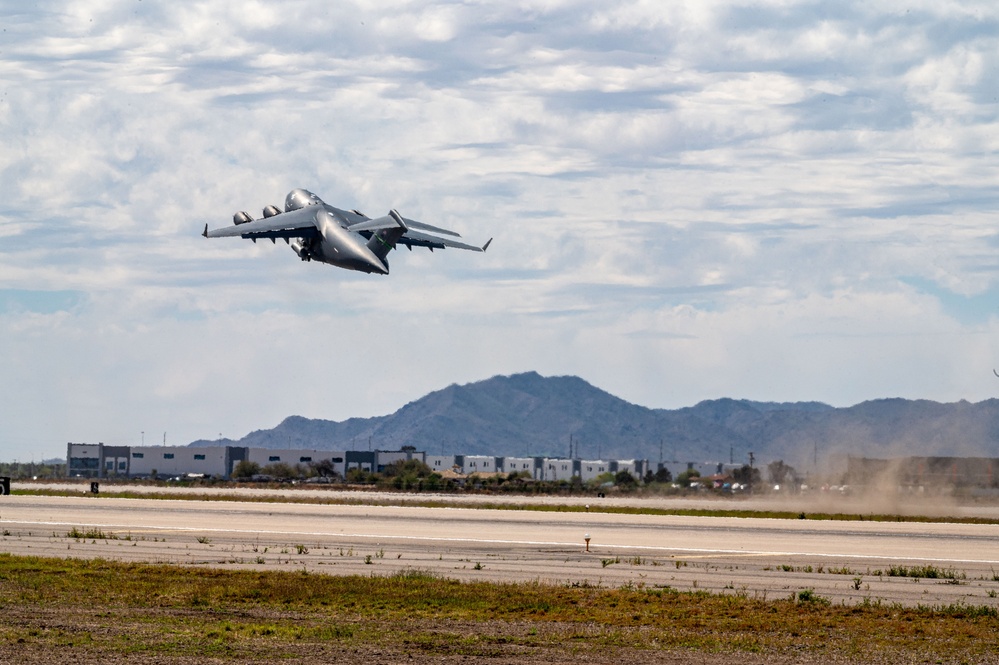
[189,372,999,469]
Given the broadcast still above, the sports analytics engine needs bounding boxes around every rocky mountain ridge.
[190,372,999,469]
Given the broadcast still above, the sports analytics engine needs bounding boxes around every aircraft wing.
[202,207,321,241]
[398,229,492,252]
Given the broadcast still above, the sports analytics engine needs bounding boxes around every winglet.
[482,238,493,252]
[202,224,208,238]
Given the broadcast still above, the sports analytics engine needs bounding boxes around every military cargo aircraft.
[202,188,491,275]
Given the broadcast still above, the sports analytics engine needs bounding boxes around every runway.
[4,491,999,607]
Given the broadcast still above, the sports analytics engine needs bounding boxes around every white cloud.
[2,0,999,459]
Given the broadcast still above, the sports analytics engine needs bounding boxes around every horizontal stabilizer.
[403,216,462,237]
[348,210,408,233]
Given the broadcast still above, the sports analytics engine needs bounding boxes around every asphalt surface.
[4,487,999,607]
[30,480,999,518]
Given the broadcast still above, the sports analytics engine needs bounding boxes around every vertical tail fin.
[366,210,408,261]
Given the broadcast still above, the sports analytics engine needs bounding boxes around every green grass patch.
[883,564,966,581]
[66,526,116,540]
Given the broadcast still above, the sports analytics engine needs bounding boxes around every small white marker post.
[584,533,591,552]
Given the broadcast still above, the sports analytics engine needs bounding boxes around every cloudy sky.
[2,0,998,461]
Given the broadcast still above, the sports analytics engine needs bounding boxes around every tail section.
[366,209,408,262]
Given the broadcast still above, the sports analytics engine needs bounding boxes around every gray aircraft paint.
[203,188,491,274]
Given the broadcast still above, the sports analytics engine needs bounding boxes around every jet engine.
[262,205,281,218]
[290,239,312,261]
[233,211,253,225]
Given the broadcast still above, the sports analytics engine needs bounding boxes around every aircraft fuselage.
[310,209,390,275]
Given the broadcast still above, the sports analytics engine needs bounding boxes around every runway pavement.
[29,480,999,519]
[4,489,999,608]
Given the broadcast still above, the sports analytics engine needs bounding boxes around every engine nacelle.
[233,211,253,225]
[290,240,311,261]
[262,205,281,218]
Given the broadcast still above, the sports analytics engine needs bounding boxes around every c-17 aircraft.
[202,188,491,275]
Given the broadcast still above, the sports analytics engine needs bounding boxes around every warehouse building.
[67,443,649,482]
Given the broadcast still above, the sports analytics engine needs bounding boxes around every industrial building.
[426,454,648,482]
[66,442,649,482]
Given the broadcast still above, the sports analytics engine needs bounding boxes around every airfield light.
[584,533,591,552]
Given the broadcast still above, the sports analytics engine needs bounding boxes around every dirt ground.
[0,604,960,665]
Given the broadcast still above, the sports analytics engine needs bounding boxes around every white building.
[247,448,345,474]
[579,459,610,482]
[462,455,501,475]
[128,446,230,478]
[540,457,576,482]
[500,456,537,477]
[612,459,646,480]
[426,455,459,473]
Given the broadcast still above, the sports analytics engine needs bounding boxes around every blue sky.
[2,0,999,461]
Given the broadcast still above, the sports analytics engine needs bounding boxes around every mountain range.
[189,372,999,471]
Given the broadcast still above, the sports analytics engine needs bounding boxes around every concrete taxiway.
[3,489,999,607]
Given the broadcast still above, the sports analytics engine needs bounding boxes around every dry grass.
[1,553,998,662]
